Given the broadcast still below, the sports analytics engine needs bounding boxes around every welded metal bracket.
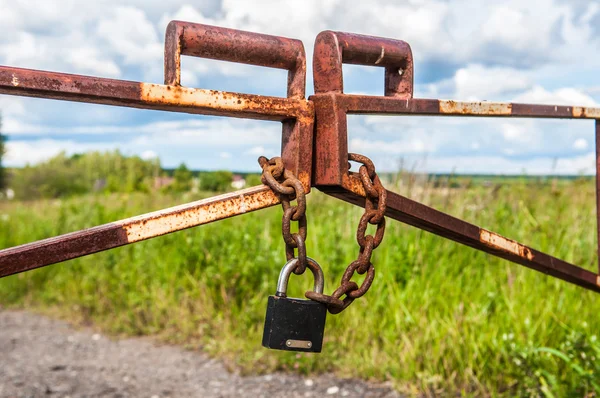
[0,21,599,295]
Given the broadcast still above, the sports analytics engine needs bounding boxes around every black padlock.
[262,257,327,352]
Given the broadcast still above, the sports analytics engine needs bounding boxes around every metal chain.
[259,153,386,313]
[258,156,308,275]
[305,153,387,314]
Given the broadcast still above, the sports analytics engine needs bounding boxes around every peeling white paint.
[374,47,385,65]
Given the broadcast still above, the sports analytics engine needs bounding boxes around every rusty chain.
[258,156,308,275]
[259,153,387,314]
[305,153,387,314]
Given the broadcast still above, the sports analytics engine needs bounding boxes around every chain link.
[258,156,308,275]
[305,153,387,314]
[259,153,386,313]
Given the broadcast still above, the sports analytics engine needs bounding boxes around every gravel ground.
[0,310,401,398]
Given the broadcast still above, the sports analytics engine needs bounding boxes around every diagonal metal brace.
[0,186,280,277]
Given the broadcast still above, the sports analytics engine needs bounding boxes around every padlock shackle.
[276,257,324,297]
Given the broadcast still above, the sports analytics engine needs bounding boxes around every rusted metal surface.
[342,96,600,118]
[311,29,600,295]
[165,21,306,99]
[311,31,414,187]
[319,177,600,293]
[313,31,414,97]
[259,156,309,275]
[306,154,388,314]
[0,22,314,278]
[0,186,279,278]
[311,94,349,187]
[312,95,600,187]
[0,22,313,187]
[0,67,310,120]
[0,23,598,301]
[162,21,314,181]
[310,30,600,189]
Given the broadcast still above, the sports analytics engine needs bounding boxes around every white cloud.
[424,64,534,100]
[349,114,594,173]
[350,138,432,155]
[0,97,27,119]
[500,121,540,144]
[245,146,267,155]
[1,0,600,174]
[2,0,600,78]
[407,153,595,175]
[3,117,282,169]
[66,47,121,77]
[513,86,598,106]
[141,150,158,160]
[2,117,279,139]
[96,6,163,65]
[424,63,600,106]
[158,4,211,28]
[126,119,280,148]
[337,151,596,175]
[573,138,589,150]
[453,65,531,100]
[5,139,117,166]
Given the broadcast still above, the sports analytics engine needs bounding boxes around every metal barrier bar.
[0,67,310,121]
[0,65,314,187]
[341,96,600,119]
[0,23,598,298]
[320,175,600,293]
[0,185,279,278]
[311,30,600,293]
[0,22,314,278]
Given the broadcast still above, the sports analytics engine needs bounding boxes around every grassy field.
[1,176,599,396]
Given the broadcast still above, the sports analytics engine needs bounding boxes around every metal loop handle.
[313,30,413,97]
[276,257,324,297]
[165,21,306,98]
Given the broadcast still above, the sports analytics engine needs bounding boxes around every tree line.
[3,150,258,200]
[0,113,263,200]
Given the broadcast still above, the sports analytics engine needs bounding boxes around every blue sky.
[1,0,599,174]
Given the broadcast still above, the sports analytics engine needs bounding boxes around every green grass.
[1,178,599,396]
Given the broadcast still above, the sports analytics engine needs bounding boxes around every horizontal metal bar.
[320,175,600,293]
[0,66,312,121]
[0,185,280,278]
[337,95,600,119]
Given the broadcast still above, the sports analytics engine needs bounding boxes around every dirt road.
[0,310,400,397]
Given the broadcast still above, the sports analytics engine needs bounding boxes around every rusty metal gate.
[1,21,599,304]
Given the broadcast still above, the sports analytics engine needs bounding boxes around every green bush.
[9,151,160,199]
[199,170,233,192]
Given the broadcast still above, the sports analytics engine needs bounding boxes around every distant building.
[5,188,14,200]
[93,179,107,192]
[154,176,175,190]
[231,174,246,189]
